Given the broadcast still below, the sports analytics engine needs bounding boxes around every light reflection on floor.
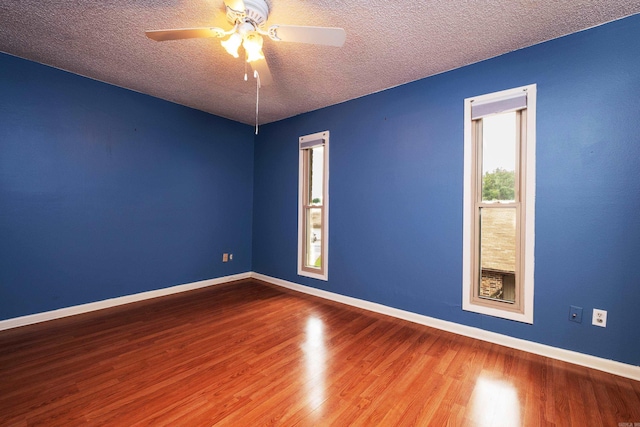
[469,375,521,426]
[302,316,327,413]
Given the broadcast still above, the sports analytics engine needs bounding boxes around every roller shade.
[299,138,325,149]
[471,92,527,120]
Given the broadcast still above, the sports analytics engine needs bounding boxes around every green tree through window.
[482,168,515,201]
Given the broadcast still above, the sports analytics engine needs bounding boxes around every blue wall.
[2,14,639,367]
[0,53,254,320]
[253,15,640,366]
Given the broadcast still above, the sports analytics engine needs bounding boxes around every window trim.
[298,130,329,281]
[462,85,536,324]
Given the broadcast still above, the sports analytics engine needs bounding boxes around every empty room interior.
[1,0,640,425]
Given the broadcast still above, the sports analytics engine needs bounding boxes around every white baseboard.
[3,271,637,381]
[0,272,251,332]
[251,272,640,382]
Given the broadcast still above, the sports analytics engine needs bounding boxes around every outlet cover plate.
[592,308,607,327]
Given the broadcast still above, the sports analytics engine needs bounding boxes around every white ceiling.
[1,0,639,125]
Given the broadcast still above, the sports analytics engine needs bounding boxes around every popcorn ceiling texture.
[1,0,639,124]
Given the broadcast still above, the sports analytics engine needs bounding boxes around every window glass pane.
[481,112,516,203]
[479,207,516,303]
[306,207,322,268]
[308,146,324,205]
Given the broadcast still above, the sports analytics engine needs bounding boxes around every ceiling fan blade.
[145,27,226,42]
[250,57,273,86]
[269,25,346,47]
[223,0,246,13]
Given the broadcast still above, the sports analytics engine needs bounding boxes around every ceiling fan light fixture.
[221,32,242,58]
[146,0,346,89]
[243,33,265,63]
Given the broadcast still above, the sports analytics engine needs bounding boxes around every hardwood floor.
[1,279,639,426]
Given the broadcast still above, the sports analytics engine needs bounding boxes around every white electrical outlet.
[592,309,607,327]
[229,254,233,261]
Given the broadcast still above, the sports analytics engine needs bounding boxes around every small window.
[463,85,536,323]
[298,131,329,280]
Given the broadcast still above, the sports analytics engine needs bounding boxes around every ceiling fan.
[145,0,347,86]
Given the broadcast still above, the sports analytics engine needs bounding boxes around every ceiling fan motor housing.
[227,0,270,28]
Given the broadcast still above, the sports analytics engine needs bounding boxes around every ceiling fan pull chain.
[254,70,260,135]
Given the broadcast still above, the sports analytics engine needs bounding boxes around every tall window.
[463,85,536,323]
[298,131,329,280]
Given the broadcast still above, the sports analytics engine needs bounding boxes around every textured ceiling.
[1,0,640,125]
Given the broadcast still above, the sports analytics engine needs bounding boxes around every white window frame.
[462,85,536,324]
[298,130,329,281]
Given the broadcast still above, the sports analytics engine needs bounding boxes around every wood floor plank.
[1,278,638,426]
